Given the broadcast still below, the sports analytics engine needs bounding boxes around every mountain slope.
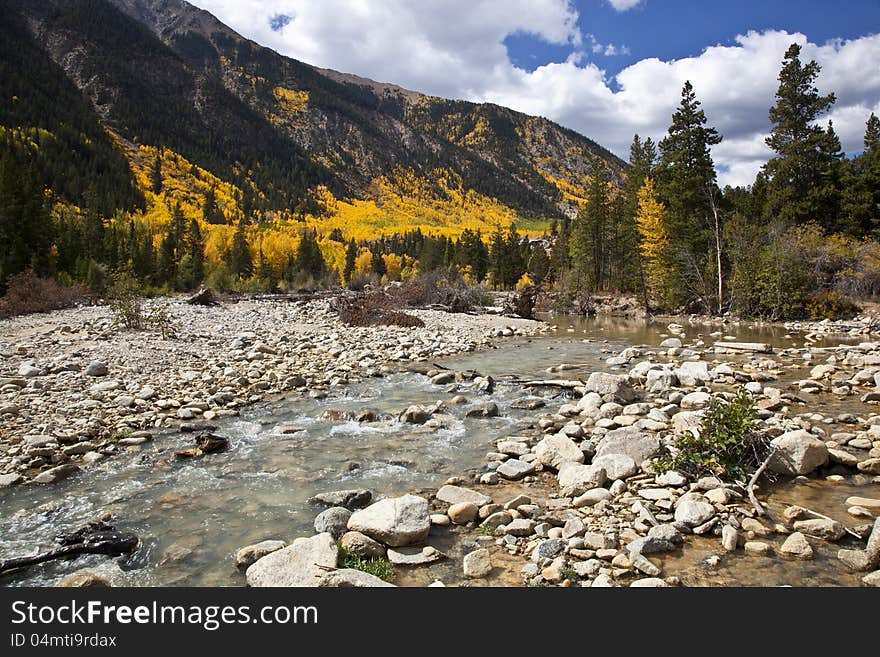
[4,0,627,232]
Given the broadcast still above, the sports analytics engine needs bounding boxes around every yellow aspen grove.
[635,178,671,304]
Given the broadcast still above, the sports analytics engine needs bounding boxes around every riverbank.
[0,296,543,486]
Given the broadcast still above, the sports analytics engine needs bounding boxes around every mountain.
[2,0,627,235]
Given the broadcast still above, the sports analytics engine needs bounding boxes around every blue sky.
[506,0,880,79]
[190,0,880,186]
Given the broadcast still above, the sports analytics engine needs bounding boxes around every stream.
[0,315,877,587]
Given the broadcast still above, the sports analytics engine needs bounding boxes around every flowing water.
[0,315,876,587]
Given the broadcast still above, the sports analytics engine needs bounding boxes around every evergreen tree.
[202,186,225,225]
[295,230,326,279]
[763,43,841,229]
[0,147,52,287]
[656,80,723,311]
[150,151,163,195]
[226,219,252,279]
[527,243,551,284]
[570,157,613,291]
[841,113,880,236]
[370,249,387,277]
[186,218,205,287]
[343,239,358,284]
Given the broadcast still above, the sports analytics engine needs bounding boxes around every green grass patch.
[337,544,395,582]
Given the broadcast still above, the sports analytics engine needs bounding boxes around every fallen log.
[508,378,585,389]
[186,287,218,306]
[714,342,772,353]
[0,522,138,576]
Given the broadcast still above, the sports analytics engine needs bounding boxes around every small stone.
[744,541,772,556]
[56,571,112,587]
[387,546,444,566]
[85,361,109,377]
[496,459,535,480]
[722,525,739,552]
[463,549,493,578]
[862,570,880,587]
[447,502,479,525]
[436,484,492,507]
[779,532,814,559]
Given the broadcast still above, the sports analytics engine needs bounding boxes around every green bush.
[656,388,769,481]
[806,290,860,320]
[107,272,177,338]
[336,545,394,582]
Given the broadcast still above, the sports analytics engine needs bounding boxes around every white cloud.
[607,0,643,11]
[189,1,880,187]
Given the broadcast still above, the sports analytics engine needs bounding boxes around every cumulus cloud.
[606,0,643,11]
[189,1,880,187]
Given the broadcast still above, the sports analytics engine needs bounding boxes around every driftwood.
[746,446,778,517]
[0,522,138,576]
[779,505,864,540]
[186,287,218,306]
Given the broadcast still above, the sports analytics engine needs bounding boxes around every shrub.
[805,290,860,320]
[0,270,89,319]
[107,272,178,338]
[334,293,425,328]
[655,389,770,481]
[336,545,394,582]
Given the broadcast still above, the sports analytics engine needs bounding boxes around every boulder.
[387,546,444,566]
[318,569,395,587]
[85,361,109,377]
[314,507,352,540]
[557,462,607,497]
[436,485,492,507]
[246,533,338,587]
[339,531,386,559]
[768,430,829,476]
[235,540,287,568]
[463,549,493,578]
[779,532,813,559]
[447,502,479,524]
[308,489,373,510]
[681,391,712,410]
[33,464,80,485]
[674,497,716,528]
[592,453,638,480]
[496,459,535,480]
[584,372,635,402]
[534,434,584,469]
[595,428,660,465]
[573,488,613,507]
[646,368,678,392]
[792,518,846,542]
[347,494,431,547]
[674,361,710,387]
[400,405,432,424]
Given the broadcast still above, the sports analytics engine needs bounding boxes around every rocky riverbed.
[3,304,880,588]
[231,321,880,588]
[0,296,542,486]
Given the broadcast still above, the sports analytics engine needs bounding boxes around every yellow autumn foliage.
[635,178,670,298]
[273,87,309,114]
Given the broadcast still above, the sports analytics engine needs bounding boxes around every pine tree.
[150,151,163,195]
[635,178,671,308]
[656,80,723,311]
[763,43,841,229]
[370,249,387,277]
[295,230,326,280]
[226,219,252,280]
[202,186,225,225]
[187,218,205,287]
[343,239,358,285]
[570,157,613,291]
[841,113,880,236]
